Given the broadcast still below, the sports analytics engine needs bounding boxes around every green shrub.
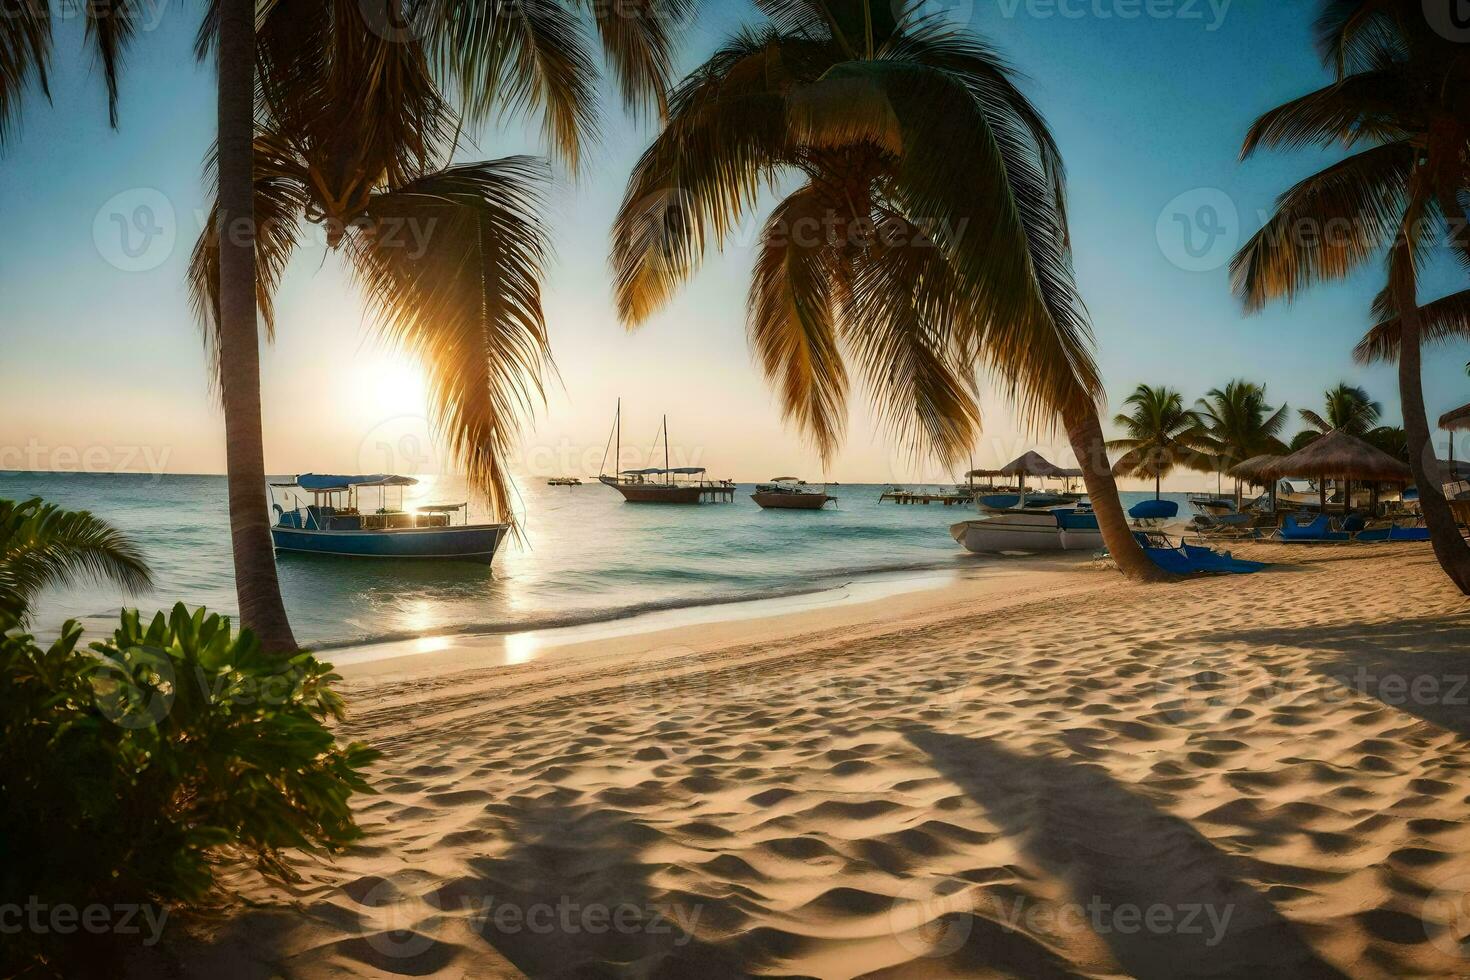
[0,604,379,976]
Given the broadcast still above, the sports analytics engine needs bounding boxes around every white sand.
[163,544,1470,978]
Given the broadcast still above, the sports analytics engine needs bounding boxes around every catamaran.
[597,400,735,503]
[269,474,508,562]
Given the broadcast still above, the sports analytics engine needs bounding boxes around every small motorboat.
[270,474,508,563]
[950,506,1101,554]
[976,491,1079,513]
[546,477,582,487]
[752,478,835,510]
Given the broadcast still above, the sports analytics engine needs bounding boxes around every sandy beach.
[138,543,1470,979]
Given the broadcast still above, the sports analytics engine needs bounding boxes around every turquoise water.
[2,471,1194,645]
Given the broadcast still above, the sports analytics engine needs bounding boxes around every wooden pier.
[879,490,977,506]
[699,482,737,502]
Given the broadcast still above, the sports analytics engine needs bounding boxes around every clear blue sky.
[2,1,1467,487]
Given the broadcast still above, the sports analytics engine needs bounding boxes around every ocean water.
[2,471,1195,646]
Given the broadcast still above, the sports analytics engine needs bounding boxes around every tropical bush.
[0,604,379,976]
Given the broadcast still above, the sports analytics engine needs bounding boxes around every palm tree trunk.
[1154,472,1160,501]
[1064,405,1172,582]
[1393,271,1470,594]
[216,0,299,650]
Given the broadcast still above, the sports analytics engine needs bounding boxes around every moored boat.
[752,478,835,510]
[597,401,734,504]
[949,507,1101,554]
[269,474,507,563]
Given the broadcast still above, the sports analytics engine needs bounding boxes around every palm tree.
[5,2,692,651]
[610,0,1166,580]
[1231,1,1470,593]
[1194,380,1290,504]
[0,498,153,623]
[1301,382,1382,436]
[1108,385,1214,500]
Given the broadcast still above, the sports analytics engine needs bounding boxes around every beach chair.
[1277,514,1349,542]
[1130,532,1267,575]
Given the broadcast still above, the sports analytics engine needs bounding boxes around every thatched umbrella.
[1262,429,1410,513]
[969,452,1075,492]
[1441,402,1470,473]
[1228,454,1283,513]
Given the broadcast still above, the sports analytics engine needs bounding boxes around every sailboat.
[597,400,734,504]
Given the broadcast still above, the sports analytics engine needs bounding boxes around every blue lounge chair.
[1131,532,1267,575]
[1129,499,1180,522]
[1278,515,1349,542]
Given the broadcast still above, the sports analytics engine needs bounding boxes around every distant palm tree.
[611,0,1166,580]
[1232,1,1470,593]
[1194,380,1289,504]
[1299,383,1382,436]
[1108,385,1213,500]
[0,498,153,623]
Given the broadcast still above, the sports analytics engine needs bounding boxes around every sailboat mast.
[615,398,621,483]
[663,414,670,485]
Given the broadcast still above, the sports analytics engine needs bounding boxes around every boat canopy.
[291,473,419,491]
[621,468,664,475]
[622,467,706,475]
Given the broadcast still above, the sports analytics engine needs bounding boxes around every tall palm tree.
[1108,385,1214,500]
[1299,382,1382,436]
[1194,380,1290,505]
[6,1,694,651]
[610,0,1166,580]
[1231,1,1470,593]
[0,497,153,623]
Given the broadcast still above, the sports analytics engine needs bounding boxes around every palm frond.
[416,0,600,169]
[747,186,850,461]
[590,0,693,120]
[1354,287,1470,363]
[611,26,803,324]
[85,0,145,127]
[1231,140,1416,310]
[188,135,310,394]
[0,497,153,622]
[1240,69,1411,157]
[346,157,554,525]
[0,0,51,144]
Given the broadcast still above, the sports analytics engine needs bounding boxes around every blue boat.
[269,474,508,563]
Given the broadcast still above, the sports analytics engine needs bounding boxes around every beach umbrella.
[1262,429,1410,513]
[1228,455,1283,513]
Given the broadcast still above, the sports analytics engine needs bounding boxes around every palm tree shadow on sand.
[440,794,748,978]
[1192,617,1470,737]
[904,728,1346,980]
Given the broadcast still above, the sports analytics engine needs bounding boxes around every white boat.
[949,509,1102,554]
